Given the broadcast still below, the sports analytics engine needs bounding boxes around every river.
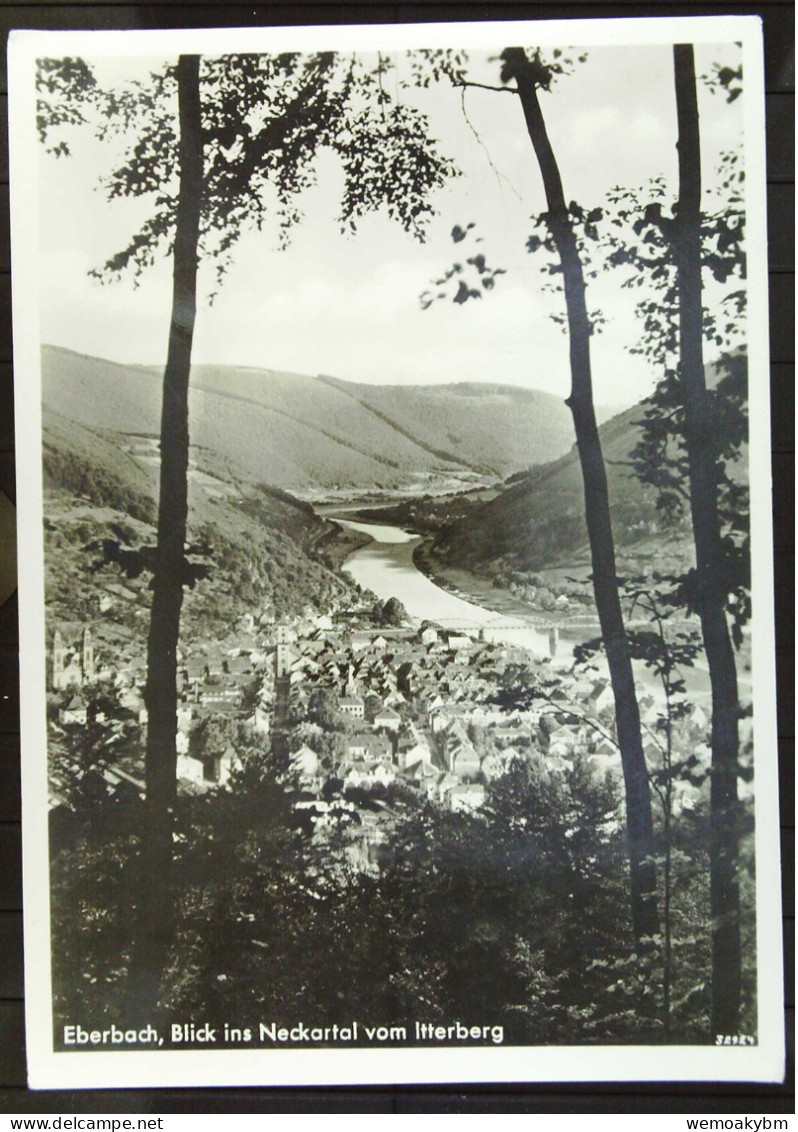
[332,518,726,702]
[334,518,558,658]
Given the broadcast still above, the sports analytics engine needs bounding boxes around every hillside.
[41,345,593,492]
[428,401,682,580]
[41,412,367,642]
[430,352,748,580]
[314,375,593,475]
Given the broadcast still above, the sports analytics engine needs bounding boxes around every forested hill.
[41,344,600,490]
[429,347,748,579]
[41,410,364,633]
[429,401,669,576]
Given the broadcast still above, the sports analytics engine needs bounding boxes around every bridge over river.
[333,517,701,663]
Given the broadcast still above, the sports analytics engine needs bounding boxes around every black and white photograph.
[9,16,784,1089]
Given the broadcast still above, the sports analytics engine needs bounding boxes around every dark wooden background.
[0,0,792,1114]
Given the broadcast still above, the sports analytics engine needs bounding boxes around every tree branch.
[458,88,521,201]
[451,79,518,95]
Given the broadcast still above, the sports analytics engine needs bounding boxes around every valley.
[40,341,714,696]
[40,342,734,830]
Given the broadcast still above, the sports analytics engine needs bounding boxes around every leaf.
[453,280,481,304]
[451,222,475,243]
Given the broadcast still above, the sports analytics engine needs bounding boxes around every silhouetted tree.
[38,48,456,998]
[598,49,749,1034]
[673,44,743,1035]
[424,46,658,940]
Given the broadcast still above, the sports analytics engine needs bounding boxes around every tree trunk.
[503,47,658,941]
[673,43,741,1035]
[132,54,202,1010]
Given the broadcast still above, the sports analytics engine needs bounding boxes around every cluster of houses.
[274,617,718,824]
[280,624,599,813]
[48,615,277,792]
[48,606,716,837]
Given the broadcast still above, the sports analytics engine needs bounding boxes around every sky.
[35,36,745,408]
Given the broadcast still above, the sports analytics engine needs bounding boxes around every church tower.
[52,629,67,691]
[81,628,95,683]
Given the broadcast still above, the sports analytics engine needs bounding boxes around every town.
[47,588,714,875]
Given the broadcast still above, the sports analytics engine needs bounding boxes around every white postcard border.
[9,15,784,1090]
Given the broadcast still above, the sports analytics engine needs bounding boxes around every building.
[199,684,244,710]
[374,706,401,731]
[52,628,96,691]
[346,732,391,761]
[59,695,87,726]
[177,746,239,789]
[339,694,365,719]
[289,745,322,790]
[445,782,486,812]
[275,642,300,678]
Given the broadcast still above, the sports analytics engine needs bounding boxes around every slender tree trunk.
[132,54,202,1009]
[503,47,658,941]
[673,44,741,1035]
[663,717,673,1038]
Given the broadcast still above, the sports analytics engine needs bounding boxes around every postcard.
[9,15,784,1088]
